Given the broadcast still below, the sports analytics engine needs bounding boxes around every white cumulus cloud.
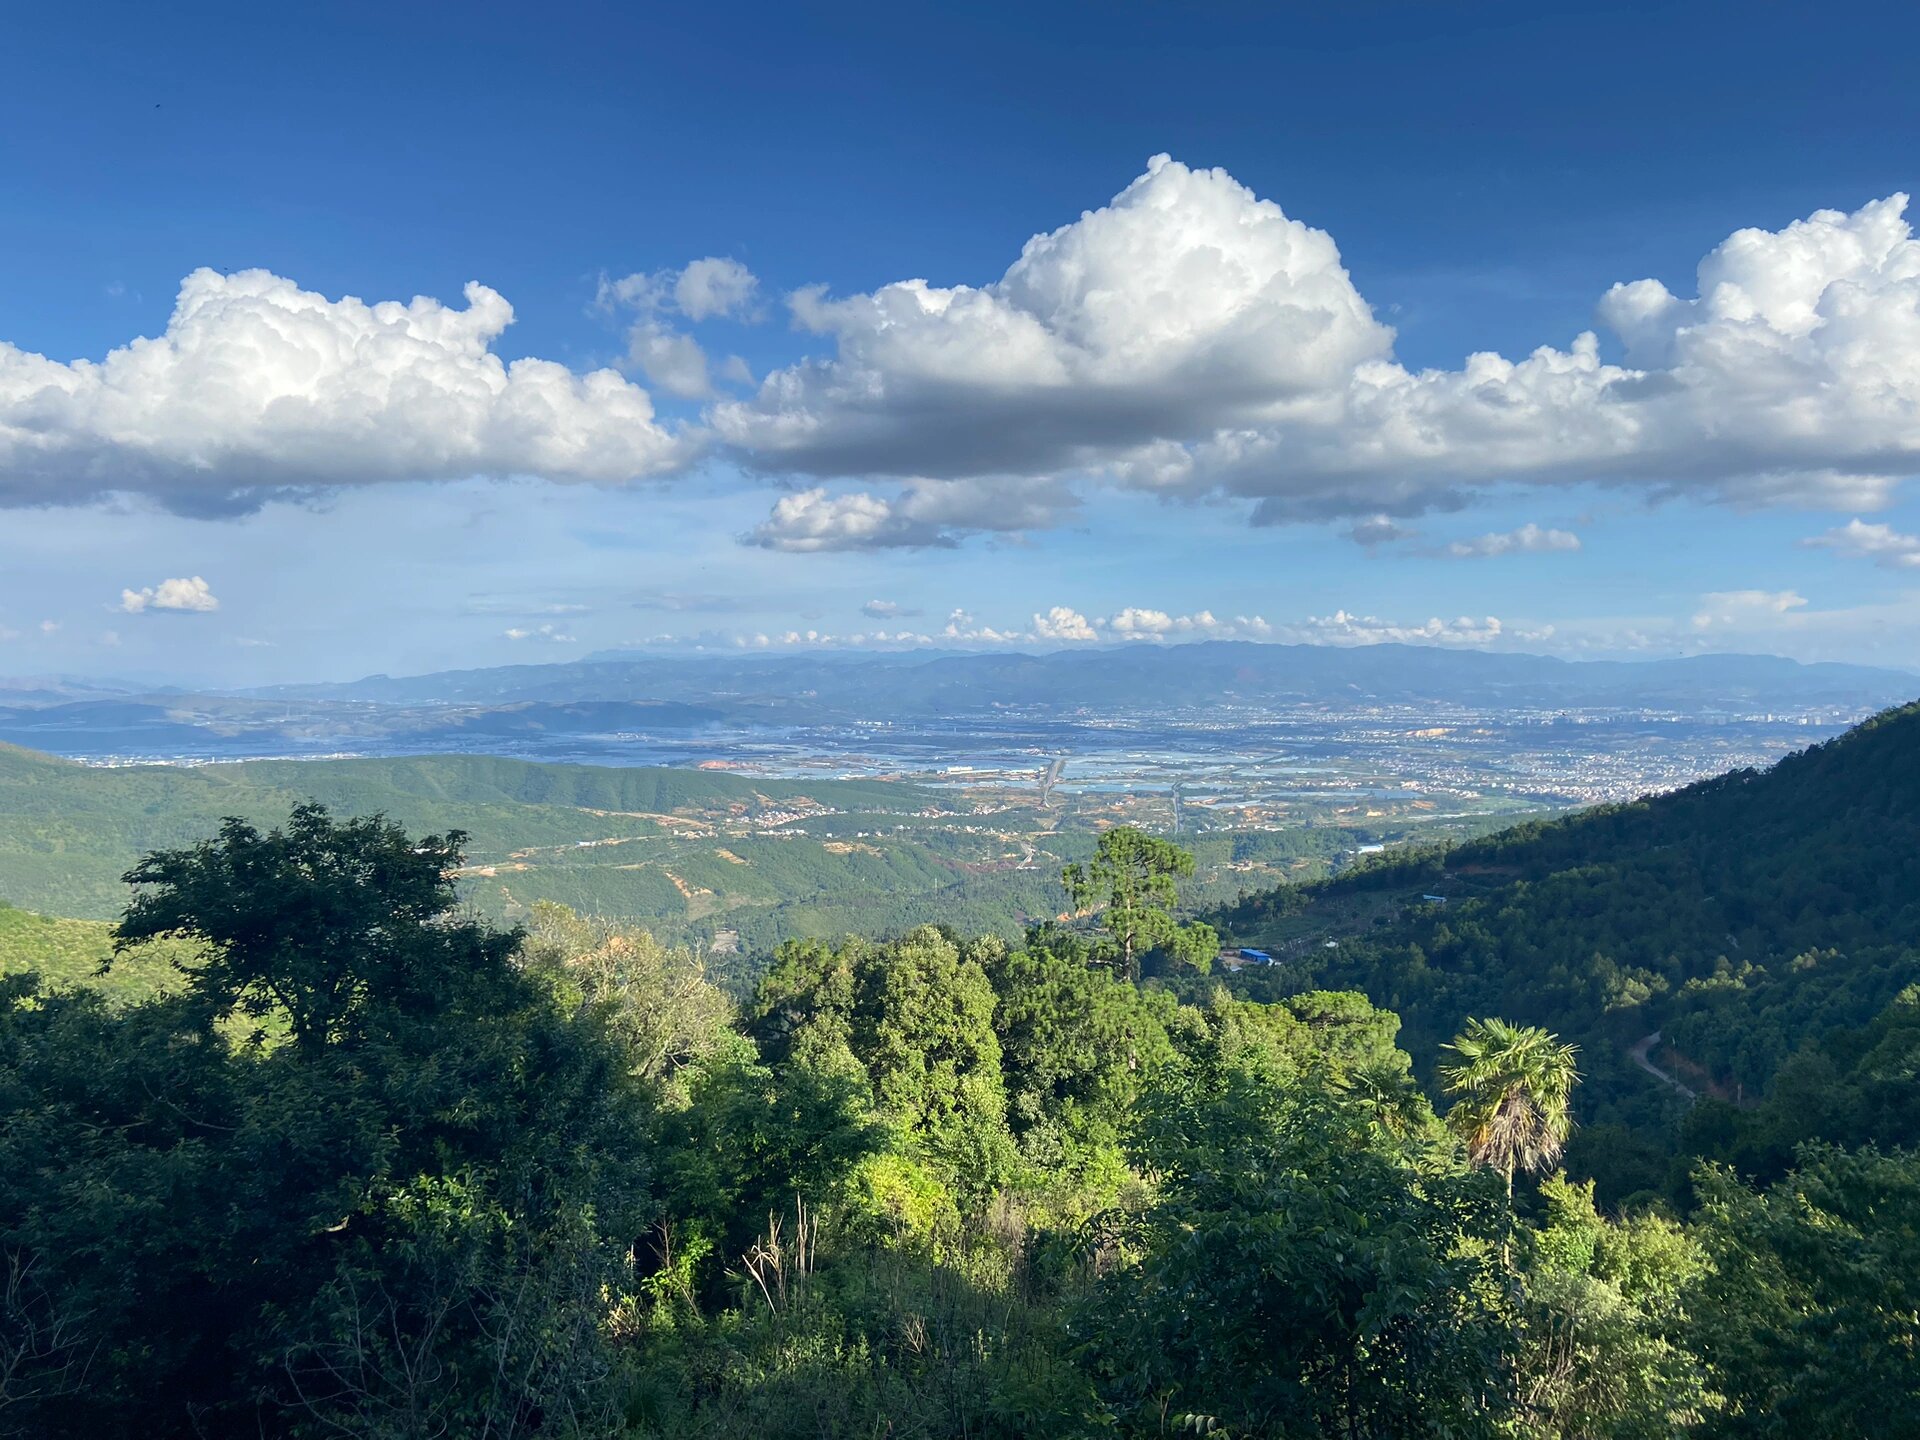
[715,154,1389,486]
[1445,523,1582,558]
[120,576,218,613]
[1105,607,1271,641]
[1804,517,1920,568]
[714,157,1920,547]
[747,488,949,552]
[1280,611,1551,648]
[0,268,689,512]
[1030,606,1100,642]
[503,622,576,643]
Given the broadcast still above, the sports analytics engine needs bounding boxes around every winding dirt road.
[1628,1030,1698,1101]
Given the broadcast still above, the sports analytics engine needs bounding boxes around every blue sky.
[5,0,1920,684]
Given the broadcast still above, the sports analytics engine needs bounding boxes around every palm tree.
[1439,1017,1580,1199]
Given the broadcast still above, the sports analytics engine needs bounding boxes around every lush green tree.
[652,1039,882,1269]
[1062,826,1213,980]
[1515,1175,1708,1438]
[1684,1145,1920,1438]
[115,803,515,1054]
[983,924,1178,1161]
[750,927,1017,1195]
[1442,1017,1581,1198]
[520,900,734,1101]
[1087,1051,1517,1438]
[0,807,654,1438]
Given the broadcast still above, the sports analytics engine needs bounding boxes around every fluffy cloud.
[120,576,218,613]
[1106,607,1272,641]
[861,598,920,619]
[1445,523,1582,558]
[1,269,689,512]
[926,605,1273,647]
[748,488,950,551]
[719,158,1920,546]
[503,622,576,643]
[715,154,1389,484]
[1129,190,1920,523]
[1030,606,1100,642]
[747,478,1071,551]
[598,258,760,399]
[672,259,760,323]
[625,325,715,401]
[602,258,760,324]
[1804,518,1920,568]
[1692,589,1808,630]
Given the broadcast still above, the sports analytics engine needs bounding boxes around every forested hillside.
[0,743,1047,948]
[1215,699,1920,1200]
[0,743,1401,956]
[4,806,1912,1436]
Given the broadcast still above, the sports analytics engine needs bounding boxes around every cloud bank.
[12,163,1920,555]
[1,269,688,513]
[722,158,1920,547]
[696,603,1553,653]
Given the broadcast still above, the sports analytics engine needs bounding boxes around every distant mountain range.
[257,642,1915,713]
[0,643,1910,759]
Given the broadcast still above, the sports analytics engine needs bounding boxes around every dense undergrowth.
[3,799,1914,1437]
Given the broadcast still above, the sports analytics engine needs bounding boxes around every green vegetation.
[0,743,936,925]
[0,902,185,1005]
[1214,699,1920,1204]
[1061,826,1219,979]
[0,741,1466,960]
[3,789,1914,1436]
[1441,1017,1582,1199]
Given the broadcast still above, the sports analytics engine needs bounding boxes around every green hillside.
[0,744,1411,956]
[1214,699,1920,1195]
[0,744,937,927]
[0,901,186,1005]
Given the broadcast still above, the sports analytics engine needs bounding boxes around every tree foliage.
[1,800,1914,1437]
[1062,826,1217,980]
[1442,1017,1582,1196]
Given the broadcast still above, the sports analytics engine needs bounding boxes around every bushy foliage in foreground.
[2,807,1914,1437]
